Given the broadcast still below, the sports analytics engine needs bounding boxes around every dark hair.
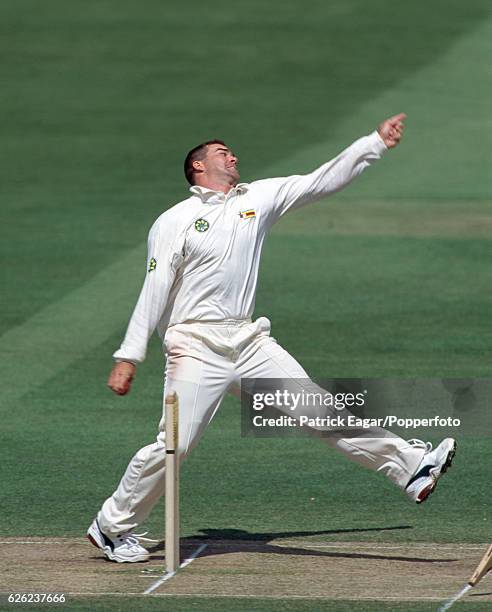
[184,139,226,185]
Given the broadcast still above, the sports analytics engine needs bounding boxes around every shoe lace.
[118,531,159,546]
[408,438,432,452]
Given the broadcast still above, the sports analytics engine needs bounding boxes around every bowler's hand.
[378,113,406,148]
[108,361,136,396]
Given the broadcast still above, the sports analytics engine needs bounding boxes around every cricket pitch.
[1,537,491,605]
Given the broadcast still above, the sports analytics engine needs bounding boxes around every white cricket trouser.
[98,318,425,535]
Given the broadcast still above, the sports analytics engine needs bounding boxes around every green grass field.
[1,1,491,610]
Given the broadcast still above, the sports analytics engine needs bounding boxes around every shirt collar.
[190,183,249,203]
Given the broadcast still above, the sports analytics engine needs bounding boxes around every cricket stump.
[165,392,180,574]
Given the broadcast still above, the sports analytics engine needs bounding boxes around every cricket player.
[87,114,456,562]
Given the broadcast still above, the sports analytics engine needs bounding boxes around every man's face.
[200,143,240,184]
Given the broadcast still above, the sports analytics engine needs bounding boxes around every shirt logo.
[239,209,256,219]
[194,218,209,232]
[148,257,157,272]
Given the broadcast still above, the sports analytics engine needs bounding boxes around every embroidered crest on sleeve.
[148,257,157,272]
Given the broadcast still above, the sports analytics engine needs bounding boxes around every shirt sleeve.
[259,130,387,224]
[113,219,183,363]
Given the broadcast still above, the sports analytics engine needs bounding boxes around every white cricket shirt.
[114,131,387,363]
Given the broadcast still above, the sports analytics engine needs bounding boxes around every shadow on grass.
[147,525,458,563]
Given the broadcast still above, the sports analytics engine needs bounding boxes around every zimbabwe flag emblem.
[239,209,256,219]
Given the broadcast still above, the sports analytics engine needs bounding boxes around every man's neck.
[194,178,237,194]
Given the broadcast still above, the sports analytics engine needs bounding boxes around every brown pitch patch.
[273,199,492,240]
[0,538,491,603]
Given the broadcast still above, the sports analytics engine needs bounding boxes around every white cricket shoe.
[87,518,156,562]
[405,438,456,504]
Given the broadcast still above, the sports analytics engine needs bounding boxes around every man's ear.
[192,159,205,174]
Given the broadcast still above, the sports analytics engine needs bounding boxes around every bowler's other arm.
[259,113,406,222]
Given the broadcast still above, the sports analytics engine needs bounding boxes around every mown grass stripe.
[0,243,145,405]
